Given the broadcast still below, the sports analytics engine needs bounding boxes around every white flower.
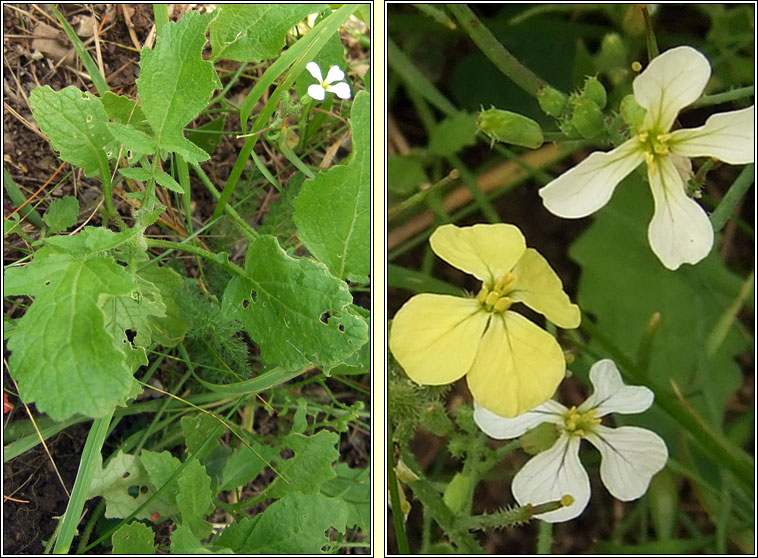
[306,61,351,101]
[539,46,754,270]
[474,359,668,523]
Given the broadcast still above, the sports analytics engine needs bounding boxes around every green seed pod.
[570,98,605,139]
[582,76,607,109]
[619,94,647,131]
[477,107,544,149]
[537,86,568,118]
[598,32,628,70]
[520,422,560,455]
[443,471,475,514]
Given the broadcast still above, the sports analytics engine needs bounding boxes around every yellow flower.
[389,223,580,417]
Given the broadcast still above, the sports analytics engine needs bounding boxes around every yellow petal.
[466,312,565,417]
[389,293,488,385]
[510,248,581,328]
[430,224,526,285]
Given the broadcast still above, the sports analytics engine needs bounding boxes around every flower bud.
[520,421,560,455]
[537,86,568,118]
[443,471,475,514]
[477,107,544,149]
[620,94,647,131]
[420,401,454,436]
[598,32,628,69]
[570,98,604,139]
[581,76,607,109]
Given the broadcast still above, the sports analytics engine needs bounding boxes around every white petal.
[474,400,565,440]
[305,61,323,81]
[324,65,345,83]
[512,435,590,523]
[669,106,755,164]
[307,84,326,101]
[539,138,643,218]
[647,155,714,269]
[633,46,711,132]
[585,425,668,501]
[327,81,352,100]
[579,359,653,418]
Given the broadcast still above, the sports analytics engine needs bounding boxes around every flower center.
[476,272,516,313]
[563,406,601,437]
[637,129,671,172]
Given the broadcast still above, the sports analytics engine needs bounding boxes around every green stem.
[387,421,411,554]
[145,238,246,278]
[536,520,553,554]
[447,4,552,98]
[710,164,754,232]
[691,86,755,108]
[388,169,460,221]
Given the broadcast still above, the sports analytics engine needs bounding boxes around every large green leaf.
[320,463,370,532]
[111,522,157,555]
[294,91,370,281]
[209,4,327,62]
[268,430,340,497]
[570,175,748,438]
[175,459,213,538]
[136,10,221,163]
[213,493,347,554]
[222,235,368,371]
[5,232,142,420]
[29,85,112,177]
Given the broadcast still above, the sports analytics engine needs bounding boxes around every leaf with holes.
[209,4,327,62]
[137,10,221,163]
[268,430,340,497]
[294,91,370,281]
[222,235,368,371]
[29,85,112,177]
[213,493,347,554]
[88,451,175,520]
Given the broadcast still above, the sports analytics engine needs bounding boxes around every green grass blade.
[53,412,113,554]
[3,167,45,228]
[50,5,109,95]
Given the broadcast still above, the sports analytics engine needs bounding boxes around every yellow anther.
[657,133,671,142]
[485,291,500,308]
[476,285,489,304]
[637,130,649,142]
[493,297,511,313]
[653,142,669,155]
[560,494,575,507]
[495,272,517,293]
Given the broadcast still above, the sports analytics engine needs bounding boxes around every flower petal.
[633,46,711,132]
[305,61,323,81]
[539,138,643,218]
[669,106,755,164]
[429,224,526,285]
[585,425,668,501]
[510,248,581,329]
[647,155,714,269]
[512,435,590,523]
[327,81,352,100]
[579,359,654,417]
[307,84,326,101]
[324,65,345,83]
[474,400,565,439]
[466,311,565,417]
[389,294,487,385]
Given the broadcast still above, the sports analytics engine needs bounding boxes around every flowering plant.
[539,46,755,270]
[306,61,352,101]
[474,359,668,522]
[390,223,580,417]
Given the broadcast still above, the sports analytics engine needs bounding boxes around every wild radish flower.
[306,62,351,101]
[389,223,580,417]
[474,359,668,522]
[539,46,755,270]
